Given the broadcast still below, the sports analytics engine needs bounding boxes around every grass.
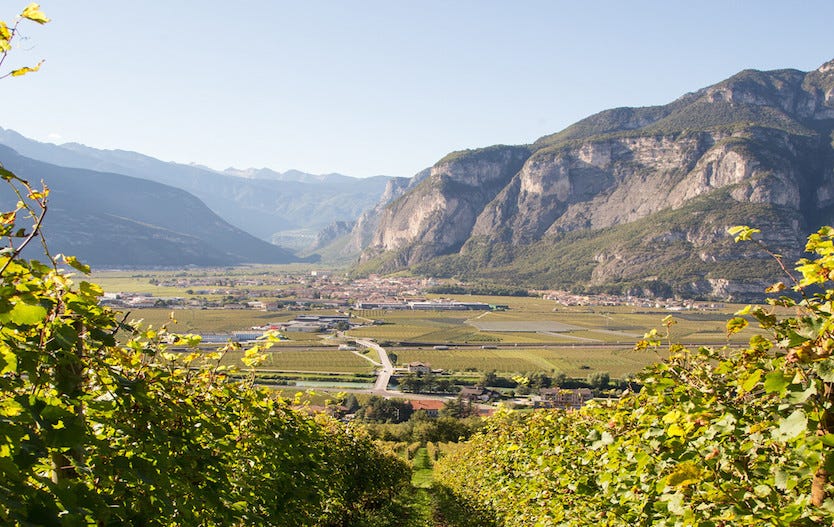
[411,447,434,488]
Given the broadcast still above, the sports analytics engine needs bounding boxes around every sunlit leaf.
[763,370,791,396]
[741,369,762,393]
[765,281,786,293]
[20,3,50,24]
[0,297,47,325]
[727,225,760,242]
[10,60,43,77]
[726,317,748,335]
[773,410,807,442]
[666,462,703,488]
[63,255,90,274]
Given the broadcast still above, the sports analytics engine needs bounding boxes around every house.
[459,386,499,402]
[407,362,431,374]
[408,399,445,418]
[282,322,322,333]
[536,388,593,409]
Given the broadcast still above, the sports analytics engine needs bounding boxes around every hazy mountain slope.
[0,145,301,267]
[0,129,391,243]
[305,169,432,263]
[360,59,834,299]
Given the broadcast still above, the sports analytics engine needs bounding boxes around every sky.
[2,1,834,178]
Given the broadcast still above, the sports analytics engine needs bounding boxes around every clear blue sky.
[3,1,833,178]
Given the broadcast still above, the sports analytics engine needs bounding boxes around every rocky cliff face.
[359,59,834,299]
[367,147,529,264]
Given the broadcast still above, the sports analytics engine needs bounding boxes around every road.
[354,338,397,396]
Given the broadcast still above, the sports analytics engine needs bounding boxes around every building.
[459,386,499,402]
[408,301,492,311]
[408,399,445,418]
[535,388,593,409]
[407,362,431,374]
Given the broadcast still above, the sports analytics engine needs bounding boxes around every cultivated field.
[94,273,764,380]
[394,346,660,378]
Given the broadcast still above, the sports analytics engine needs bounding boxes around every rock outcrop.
[359,59,834,300]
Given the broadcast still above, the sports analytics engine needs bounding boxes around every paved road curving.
[354,338,397,396]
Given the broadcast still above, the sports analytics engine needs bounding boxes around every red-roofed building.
[408,399,445,418]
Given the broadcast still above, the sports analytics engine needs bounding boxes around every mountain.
[0,129,391,247]
[359,59,834,300]
[305,169,432,263]
[0,145,301,267]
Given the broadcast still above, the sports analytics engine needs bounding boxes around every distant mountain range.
[354,59,834,300]
[0,144,303,267]
[0,128,391,248]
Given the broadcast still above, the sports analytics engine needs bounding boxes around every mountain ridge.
[0,128,392,245]
[0,144,301,267]
[357,59,834,299]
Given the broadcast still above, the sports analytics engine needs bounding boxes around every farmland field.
[218,349,375,374]
[92,272,765,379]
[394,346,658,378]
[124,308,289,333]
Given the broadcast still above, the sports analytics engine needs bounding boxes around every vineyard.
[427,227,834,526]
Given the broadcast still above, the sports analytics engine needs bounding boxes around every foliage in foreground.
[0,6,415,525]
[0,24,411,524]
[434,226,834,526]
[0,223,411,526]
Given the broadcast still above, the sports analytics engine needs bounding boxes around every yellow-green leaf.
[773,410,807,442]
[667,423,686,437]
[726,317,748,335]
[666,462,703,488]
[0,346,17,374]
[10,60,43,77]
[0,166,15,180]
[0,298,47,325]
[763,370,791,395]
[79,281,103,299]
[741,369,762,393]
[21,3,50,24]
[727,225,760,242]
[765,281,786,293]
[734,305,752,316]
[64,255,91,274]
[0,398,23,417]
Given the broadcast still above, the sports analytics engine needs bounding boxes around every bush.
[433,226,834,526]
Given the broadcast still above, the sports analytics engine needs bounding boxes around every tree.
[441,396,477,419]
[587,371,609,389]
[343,393,360,413]
[398,372,423,392]
[357,396,413,423]
[480,369,498,387]
[528,371,552,390]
